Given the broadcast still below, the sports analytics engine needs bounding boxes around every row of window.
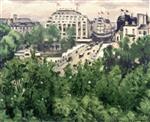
[54,15,86,21]
[12,26,33,30]
[125,28,147,35]
[61,31,87,36]
[57,23,87,29]
[125,28,135,35]
[52,20,87,24]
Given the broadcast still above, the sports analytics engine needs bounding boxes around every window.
[83,32,86,36]
[59,26,61,30]
[143,31,147,35]
[63,27,66,31]
[139,31,141,34]
[117,36,119,41]
[78,22,81,25]
[66,16,69,20]
[132,29,135,35]
[125,28,128,35]
[68,24,71,28]
[70,16,73,20]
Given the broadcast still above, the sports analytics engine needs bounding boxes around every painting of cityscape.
[0,0,150,121]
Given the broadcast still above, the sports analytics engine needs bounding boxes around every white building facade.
[122,13,149,42]
[46,9,90,39]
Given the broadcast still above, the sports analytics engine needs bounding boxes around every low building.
[0,18,10,24]
[15,49,41,59]
[46,57,61,63]
[10,14,40,34]
[0,14,40,34]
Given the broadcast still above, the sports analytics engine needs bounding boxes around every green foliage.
[24,24,61,47]
[66,27,76,48]
[24,25,45,46]
[61,27,76,51]
[0,28,23,63]
[0,24,10,40]
[0,35,150,121]
[46,24,60,43]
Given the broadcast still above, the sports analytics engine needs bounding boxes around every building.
[116,12,149,42]
[137,13,147,26]
[0,18,10,24]
[76,38,93,45]
[46,8,90,39]
[10,14,40,34]
[123,21,137,42]
[91,17,115,43]
[0,14,40,34]
[15,49,41,59]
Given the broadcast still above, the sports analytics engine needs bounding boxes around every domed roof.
[118,15,125,21]
[52,9,82,16]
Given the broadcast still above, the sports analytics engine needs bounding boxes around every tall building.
[46,8,90,39]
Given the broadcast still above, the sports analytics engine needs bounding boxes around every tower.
[75,2,79,11]
[13,14,17,23]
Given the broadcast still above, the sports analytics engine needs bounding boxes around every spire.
[75,2,79,11]
[56,1,60,10]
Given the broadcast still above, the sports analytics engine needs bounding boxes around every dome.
[92,17,112,34]
[91,17,114,42]
[52,9,82,16]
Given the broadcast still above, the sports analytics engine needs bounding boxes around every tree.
[46,24,60,43]
[131,35,150,72]
[115,37,133,77]
[0,30,23,66]
[0,58,56,120]
[0,24,10,40]
[24,25,45,46]
[102,45,116,71]
[1,33,150,121]
[66,27,76,48]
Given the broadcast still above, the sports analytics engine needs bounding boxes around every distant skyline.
[0,0,150,23]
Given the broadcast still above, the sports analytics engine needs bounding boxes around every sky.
[0,0,150,24]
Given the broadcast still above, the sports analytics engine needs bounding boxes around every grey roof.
[15,18,32,23]
[138,24,148,30]
[52,9,82,16]
[10,22,37,27]
[94,17,111,24]
[10,17,40,27]
[0,18,8,24]
[51,9,89,20]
